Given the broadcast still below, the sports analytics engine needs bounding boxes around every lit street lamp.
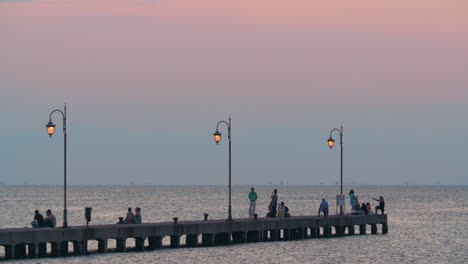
[328,125,344,215]
[46,104,68,227]
[213,116,232,221]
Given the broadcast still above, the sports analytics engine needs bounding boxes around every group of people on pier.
[349,189,385,215]
[30,188,385,228]
[117,207,142,224]
[248,187,385,218]
[31,209,56,228]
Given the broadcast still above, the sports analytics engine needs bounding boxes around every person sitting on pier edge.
[134,207,142,224]
[124,207,135,224]
[267,205,275,218]
[44,209,57,227]
[373,196,385,214]
[319,198,329,216]
[366,202,373,214]
[277,201,290,218]
[360,203,369,215]
[31,210,45,228]
[269,189,278,217]
[349,198,362,215]
[248,187,257,218]
[349,189,357,209]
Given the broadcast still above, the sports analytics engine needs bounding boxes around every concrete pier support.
[323,226,331,238]
[310,227,318,238]
[382,224,388,234]
[148,236,162,250]
[38,242,47,257]
[135,238,145,251]
[202,234,214,246]
[72,241,83,255]
[97,239,107,253]
[371,224,377,235]
[4,245,14,260]
[60,241,68,256]
[335,226,344,237]
[116,238,126,252]
[214,233,230,246]
[232,232,246,244]
[27,243,36,258]
[297,228,305,240]
[290,229,297,240]
[186,234,198,247]
[170,236,180,248]
[359,225,366,235]
[283,229,291,241]
[347,226,355,236]
[51,242,61,257]
[247,231,260,243]
[269,230,280,241]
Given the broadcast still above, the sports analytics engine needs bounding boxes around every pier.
[0,214,387,260]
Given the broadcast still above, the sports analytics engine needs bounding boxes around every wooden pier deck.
[0,214,387,260]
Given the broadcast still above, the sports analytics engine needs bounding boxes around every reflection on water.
[0,185,466,263]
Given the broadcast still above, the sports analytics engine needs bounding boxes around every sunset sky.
[1,0,467,185]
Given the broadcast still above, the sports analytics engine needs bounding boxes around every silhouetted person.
[124,207,135,224]
[31,210,45,228]
[360,203,369,215]
[319,199,329,216]
[373,196,385,214]
[269,189,278,217]
[248,187,257,218]
[135,207,142,224]
[44,209,56,227]
[349,189,357,209]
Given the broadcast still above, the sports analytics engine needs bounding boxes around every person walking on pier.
[373,196,385,214]
[124,207,135,224]
[248,187,257,218]
[270,189,278,217]
[319,198,329,216]
[31,210,45,228]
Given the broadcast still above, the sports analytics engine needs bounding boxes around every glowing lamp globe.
[46,121,56,137]
[213,131,222,144]
[327,138,335,149]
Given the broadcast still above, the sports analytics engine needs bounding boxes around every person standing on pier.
[135,207,142,224]
[248,187,258,218]
[270,189,278,217]
[124,207,135,224]
[349,190,357,209]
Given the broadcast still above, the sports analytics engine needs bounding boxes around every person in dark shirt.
[360,203,369,215]
[373,196,385,214]
[31,210,45,228]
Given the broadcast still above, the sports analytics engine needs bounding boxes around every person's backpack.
[285,206,289,213]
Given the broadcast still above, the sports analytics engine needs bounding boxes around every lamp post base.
[63,209,68,228]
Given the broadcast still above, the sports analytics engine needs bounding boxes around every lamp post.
[328,124,343,215]
[213,116,232,221]
[45,104,68,227]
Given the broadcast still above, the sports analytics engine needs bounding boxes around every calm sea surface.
[0,185,467,264]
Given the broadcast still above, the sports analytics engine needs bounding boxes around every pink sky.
[2,0,467,107]
[1,1,468,185]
